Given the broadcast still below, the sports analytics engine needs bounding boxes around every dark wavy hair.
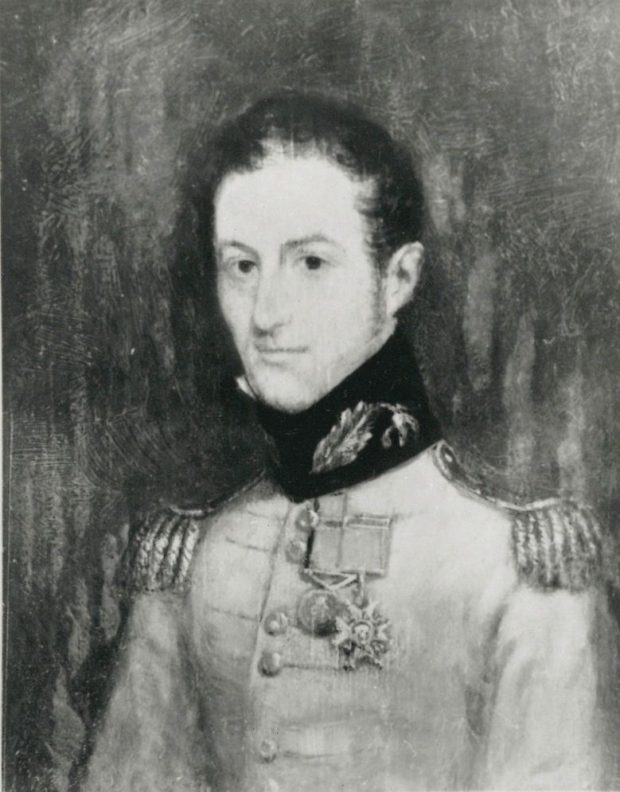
[187,90,425,271]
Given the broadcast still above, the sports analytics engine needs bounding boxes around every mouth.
[254,345,308,361]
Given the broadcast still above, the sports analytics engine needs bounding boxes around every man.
[83,92,619,791]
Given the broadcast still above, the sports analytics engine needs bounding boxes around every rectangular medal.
[309,512,392,576]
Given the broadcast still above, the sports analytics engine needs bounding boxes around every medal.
[290,499,393,671]
[297,588,348,636]
[332,600,391,670]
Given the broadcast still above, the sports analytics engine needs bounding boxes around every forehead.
[214,153,373,245]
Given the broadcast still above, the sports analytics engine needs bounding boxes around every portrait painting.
[3,1,620,790]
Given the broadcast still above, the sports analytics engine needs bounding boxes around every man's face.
[214,152,395,413]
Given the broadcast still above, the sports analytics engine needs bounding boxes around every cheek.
[320,272,380,334]
[217,284,251,342]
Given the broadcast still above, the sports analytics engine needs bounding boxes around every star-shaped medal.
[332,600,391,670]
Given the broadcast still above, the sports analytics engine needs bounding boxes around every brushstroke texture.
[3,0,620,789]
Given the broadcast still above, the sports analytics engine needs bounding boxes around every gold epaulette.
[125,504,210,594]
[508,499,602,591]
[434,441,604,591]
[124,473,267,593]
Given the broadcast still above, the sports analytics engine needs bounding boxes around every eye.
[235,258,257,275]
[302,255,325,271]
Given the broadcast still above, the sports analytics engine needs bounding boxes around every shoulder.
[124,503,207,594]
[431,440,608,592]
[124,473,267,594]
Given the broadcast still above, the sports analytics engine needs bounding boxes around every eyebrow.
[216,234,344,256]
[284,234,344,252]
[216,240,259,257]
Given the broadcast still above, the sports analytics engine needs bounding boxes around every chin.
[250,373,320,414]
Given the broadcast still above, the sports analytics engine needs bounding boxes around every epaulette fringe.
[509,500,602,591]
[126,505,209,594]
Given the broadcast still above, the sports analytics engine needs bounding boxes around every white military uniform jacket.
[84,442,620,792]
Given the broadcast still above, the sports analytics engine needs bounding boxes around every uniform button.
[258,738,278,763]
[295,506,319,533]
[285,538,307,563]
[264,610,289,636]
[258,650,283,676]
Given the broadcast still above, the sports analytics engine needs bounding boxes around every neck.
[252,330,442,501]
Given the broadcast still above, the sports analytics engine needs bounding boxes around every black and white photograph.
[4,1,620,790]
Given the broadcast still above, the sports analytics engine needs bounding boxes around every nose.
[252,269,292,335]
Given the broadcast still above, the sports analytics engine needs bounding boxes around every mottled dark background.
[3,0,620,789]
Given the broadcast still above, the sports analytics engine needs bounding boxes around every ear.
[384,242,424,318]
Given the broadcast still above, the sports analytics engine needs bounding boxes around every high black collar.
[252,331,442,502]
